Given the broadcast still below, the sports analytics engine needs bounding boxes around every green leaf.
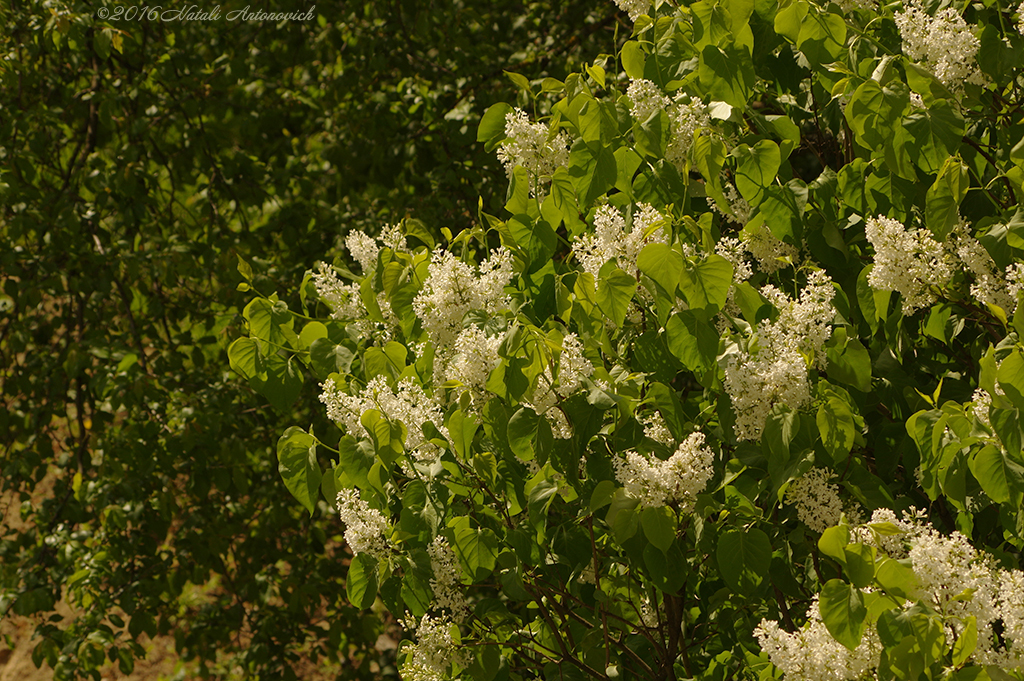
[590,480,618,511]
[997,349,1024,412]
[925,157,968,241]
[621,41,646,80]
[817,397,856,463]
[819,579,867,650]
[361,409,405,466]
[228,337,266,380]
[569,140,617,206]
[734,140,781,205]
[903,100,965,174]
[795,8,845,67]
[844,80,906,152]
[759,185,803,244]
[717,528,771,592]
[596,265,638,327]
[678,254,732,313]
[237,254,253,281]
[309,338,355,380]
[244,297,297,349]
[452,519,499,581]
[826,335,872,392]
[347,553,379,609]
[637,242,683,297]
[874,557,919,600]
[252,353,305,412]
[277,427,323,516]
[447,410,479,460]
[699,44,755,109]
[969,444,1024,505]
[508,407,553,463]
[479,102,513,151]
[953,616,977,667]
[665,311,719,372]
[508,214,557,272]
[633,110,670,159]
[843,543,875,589]
[818,524,849,563]
[641,505,677,552]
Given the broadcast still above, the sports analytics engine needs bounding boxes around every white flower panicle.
[413,248,514,348]
[496,108,570,187]
[613,432,714,510]
[427,536,471,621]
[953,223,1024,315]
[312,261,367,321]
[401,614,467,681]
[445,326,503,395]
[572,203,668,279]
[709,182,753,227]
[755,597,882,681]
[743,223,798,273]
[627,79,670,124]
[724,272,835,441]
[613,0,652,21]
[715,237,752,282]
[336,489,392,561]
[785,468,843,533]
[895,0,986,92]
[665,95,711,171]
[1018,1,1024,36]
[642,411,674,447]
[345,231,380,273]
[865,215,954,314]
[556,333,593,397]
[319,375,445,461]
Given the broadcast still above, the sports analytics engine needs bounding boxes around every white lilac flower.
[613,0,653,22]
[336,488,392,561]
[723,272,835,440]
[642,412,674,447]
[665,94,711,171]
[496,108,570,190]
[427,536,471,621]
[572,203,668,279]
[312,261,367,321]
[319,375,446,464]
[952,222,1017,313]
[400,614,467,681]
[345,231,380,273]
[743,222,798,273]
[1018,1,1024,36]
[412,248,514,348]
[754,597,882,681]
[894,0,986,92]
[627,79,670,124]
[444,326,503,396]
[785,468,843,533]
[555,333,594,397]
[864,215,954,314]
[709,182,753,228]
[613,432,714,510]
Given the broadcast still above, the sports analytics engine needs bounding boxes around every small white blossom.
[864,215,954,314]
[444,326,503,396]
[895,0,986,92]
[427,536,471,621]
[642,411,674,447]
[572,203,668,279]
[496,108,570,192]
[312,261,367,321]
[613,432,714,510]
[319,376,446,465]
[743,223,798,273]
[413,249,514,348]
[613,0,652,21]
[665,95,712,171]
[952,222,1017,313]
[556,333,594,397]
[336,488,392,561]
[1018,1,1024,35]
[627,79,670,124]
[709,182,753,227]
[346,231,380,273]
[785,468,843,533]
[755,598,881,681]
[401,614,467,681]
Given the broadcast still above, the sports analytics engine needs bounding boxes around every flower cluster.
[724,272,835,440]
[496,108,570,191]
[953,223,1024,315]
[400,614,467,681]
[743,223,798,274]
[572,203,668,278]
[312,261,367,321]
[613,0,652,21]
[320,376,446,463]
[709,182,753,227]
[443,326,503,397]
[785,468,843,533]
[613,432,714,510]
[336,488,392,561]
[627,78,669,124]
[894,0,986,92]
[1018,0,1024,36]
[864,215,955,314]
[755,597,882,681]
[555,333,593,397]
[427,536,471,621]
[627,79,711,170]
[413,248,514,348]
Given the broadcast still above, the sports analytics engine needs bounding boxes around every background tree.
[0,1,611,677]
